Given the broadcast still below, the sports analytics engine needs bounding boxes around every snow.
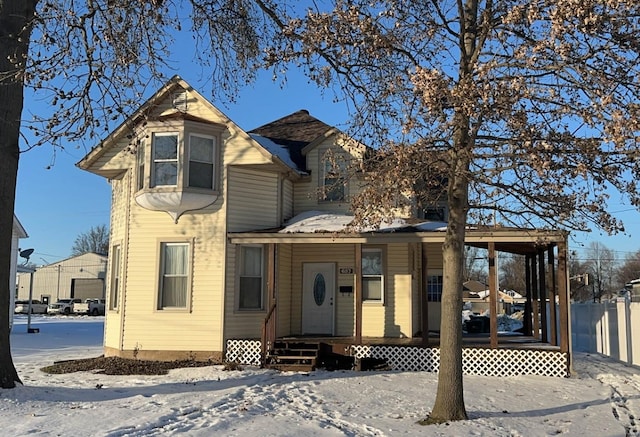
[249,134,306,175]
[280,211,447,234]
[3,315,640,436]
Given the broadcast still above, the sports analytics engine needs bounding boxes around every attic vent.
[172,91,188,112]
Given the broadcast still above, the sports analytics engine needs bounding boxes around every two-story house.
[78,76,572,376]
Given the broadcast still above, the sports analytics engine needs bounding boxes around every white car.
[14,299,49,314]
[47,298,82,315]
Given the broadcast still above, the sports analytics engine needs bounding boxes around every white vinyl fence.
[571,299,639,366]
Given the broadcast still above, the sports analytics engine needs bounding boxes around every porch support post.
[548,246,558,346]
[421,243,429,346]
[524,255,533,336]
[538,249,548,343]
[355,243,362,344]
[531,254,540,339]
[488,242,498,348]
[267,243,277,338]
[557,240,570,354]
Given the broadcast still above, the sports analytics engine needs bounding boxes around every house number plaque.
[339,267,354,274]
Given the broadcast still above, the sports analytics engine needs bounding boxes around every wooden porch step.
[267,363,315,372]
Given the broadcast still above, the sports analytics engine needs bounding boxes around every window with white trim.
[238,245,264,310]
[109,245,121,310]
[322,152,347,201]
[362,247,384,302]
[427,272,444,302]
[158,242,189,309]
[152,133,179,186]
[188,134,216,189]
[137,142,145,191]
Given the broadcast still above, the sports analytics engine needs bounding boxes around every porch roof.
[228,212,568,255]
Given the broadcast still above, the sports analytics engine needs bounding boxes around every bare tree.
[257,0,640,422]
[582,242,617,302]
[616,250,640,289]
[0,0,278,388]
[71,225,109,256]
[569,251,592,302]
[463,247,487,283]
[499,254,526,294]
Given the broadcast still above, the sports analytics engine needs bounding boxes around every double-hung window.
[238,245,264,310]
[188,134,215,189]
[322,152,346,201]
[152,133,179,186]
[159,242,189,309]
[110,245,121,310]
[362,247,384,302]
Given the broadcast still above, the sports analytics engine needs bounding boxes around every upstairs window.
[188,134,216,189]
[362,247,384,303]
[152,133,179,186]
[322,152,347,201]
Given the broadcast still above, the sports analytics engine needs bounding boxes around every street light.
[19,248,39,334]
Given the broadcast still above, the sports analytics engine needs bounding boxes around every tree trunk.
[0,0,36,388]
[429,160,470,422]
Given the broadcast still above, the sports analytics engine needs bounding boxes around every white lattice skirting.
[225,339,262,366]
[225,340,569,377]
[351,345,568,377]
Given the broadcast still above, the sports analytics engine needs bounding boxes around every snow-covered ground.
[2,315,639,436]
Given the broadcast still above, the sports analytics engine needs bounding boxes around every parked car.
[14,299,49,314]
[73,299,106,316]
[47,298,82,315]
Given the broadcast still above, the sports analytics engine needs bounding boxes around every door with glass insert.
[302,263,335,335]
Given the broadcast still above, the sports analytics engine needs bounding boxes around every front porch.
[225,333,569,377]
[228,219,571,378]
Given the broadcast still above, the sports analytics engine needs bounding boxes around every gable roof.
[249,110,334,171]
[77,76,298,177]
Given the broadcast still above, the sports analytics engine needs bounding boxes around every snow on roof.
[279,211,448,234]
[250,134,307,174]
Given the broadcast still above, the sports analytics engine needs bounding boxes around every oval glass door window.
[313,273,326,306]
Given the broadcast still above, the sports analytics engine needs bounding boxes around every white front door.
[302,263,335,335]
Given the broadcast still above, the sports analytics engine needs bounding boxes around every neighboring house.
[77,76,572,376]
[10,215,28,331]
[463,280,526,315]
[16,252,107,303]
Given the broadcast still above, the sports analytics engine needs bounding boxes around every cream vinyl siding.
[226,167,279,232]
[223,244,262,339]
[276,244,293,337]
[282,179,294,222]
[102,87,297,355]
[90,137,135,177]
[117,199,226,353]
[103,173,130,350]
[361,244,413,337]
[293,137,364,216]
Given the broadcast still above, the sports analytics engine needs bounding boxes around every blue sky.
[14,48,640,267]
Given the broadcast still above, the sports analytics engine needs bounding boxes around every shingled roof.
[249,110,334,171]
